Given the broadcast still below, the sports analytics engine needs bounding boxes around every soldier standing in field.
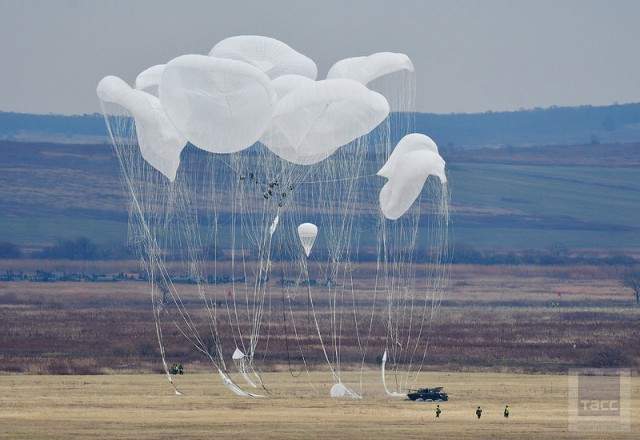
[476,406,483,419]
[504,405,509,418]
[435,405,441,418]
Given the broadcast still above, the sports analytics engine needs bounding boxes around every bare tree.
[621,270,640,305]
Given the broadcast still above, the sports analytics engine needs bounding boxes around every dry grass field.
[0,371,638,439]
[0,262,638,438]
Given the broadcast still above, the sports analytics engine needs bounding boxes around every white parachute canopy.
[261,79,390,165]
[232,348,245,360]
[159,54,276,153]
[135,64,165,96]
[326,52,414,85]
[270,74,315,102]
[378,133,447,220]
[297,222,318,257]
[96,75,186,181]
[378,132,440,178]
[330,382,361,399]
[209,35,318,80]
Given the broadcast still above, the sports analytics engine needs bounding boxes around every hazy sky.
[1,0,639,115]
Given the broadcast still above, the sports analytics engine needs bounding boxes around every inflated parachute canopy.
[160,54,276,154]
[297,222,318,257]
[97,75,186,182]
[326,52,414,85]
[209,35,318,80]
[377,132,439,178]
[261,79,390,165]
[135,64,165,97]
[270,74,315,102]
[378,134,446,220]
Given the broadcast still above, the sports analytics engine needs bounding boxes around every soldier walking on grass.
[504,405,509,418]
[476,406,482,419]
[435,405,441,418]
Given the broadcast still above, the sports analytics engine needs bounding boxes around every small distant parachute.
[209,35,318,80]
[160,54,275,153]
[96,75,186,181]
[378,133,446,220]
[297,223,318,257]
[326,52,414,85]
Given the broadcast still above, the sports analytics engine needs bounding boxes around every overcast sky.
[1,0,639,115]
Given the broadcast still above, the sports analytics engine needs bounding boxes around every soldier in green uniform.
[476,406,482,419]
[504,405,509,418]
[435,405,441,418]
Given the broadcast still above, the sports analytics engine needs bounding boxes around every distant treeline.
[0,238,636,266]
[3,102,640,148]
[450,244,637,266]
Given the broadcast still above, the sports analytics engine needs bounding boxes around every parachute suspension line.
[100,107,192,394]
[225,152,251,375]
[302,254,340,384]
[408,181,451,391]
[299,172,377,185]
[280,250,301,378]
[103,107,245,397]
[283,284,320,393]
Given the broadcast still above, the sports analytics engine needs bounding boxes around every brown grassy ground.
[0,263,638,374]
[0,371,638,439]
[0,263,638,438]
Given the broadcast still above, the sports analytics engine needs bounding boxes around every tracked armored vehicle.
[407,386,448,402]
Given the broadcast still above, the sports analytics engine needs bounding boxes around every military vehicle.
[407,386,448,401]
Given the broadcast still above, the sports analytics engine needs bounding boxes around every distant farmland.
[0,140,639,252]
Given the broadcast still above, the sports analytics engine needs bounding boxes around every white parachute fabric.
[270,74,315,101]
[269,215,279,236]
[209,35,317,80]
[297,222,318,257]
[261,79,389,165]
[232,348,258,388]
[160,54,275,153]
[218,368,264,397]
[98,34,450,399]
[326,52,414,86]
[97,75,185,181]
[377,133,440,178]
[135,64,165,96]
[330,382,362,399]
[378,134,447,220]
[380,351,405,397]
